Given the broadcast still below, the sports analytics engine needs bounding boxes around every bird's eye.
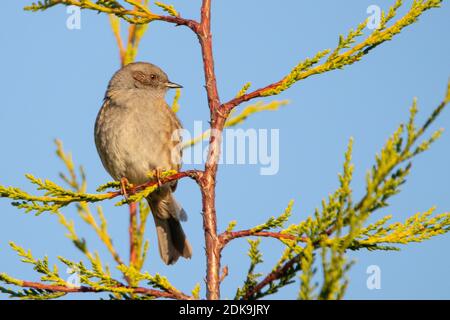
[150,74,157,80]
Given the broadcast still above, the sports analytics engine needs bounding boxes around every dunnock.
[94,62,192,265]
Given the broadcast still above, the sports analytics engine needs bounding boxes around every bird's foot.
[120,177,130,200]
[154,169,163,188]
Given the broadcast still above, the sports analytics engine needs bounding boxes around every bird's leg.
[120,177,130,200]
[154,168,163,188]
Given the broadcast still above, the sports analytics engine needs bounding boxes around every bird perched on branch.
[94,62,192,265]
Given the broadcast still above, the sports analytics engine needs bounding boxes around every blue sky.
[0,1,449,299]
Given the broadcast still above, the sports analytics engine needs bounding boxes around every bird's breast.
[95,97,182,185]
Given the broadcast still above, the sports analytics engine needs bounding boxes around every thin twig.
[219,230,302,247]
[219,265,229,284]
[243,254,301,300]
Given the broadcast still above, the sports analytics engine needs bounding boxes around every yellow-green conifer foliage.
[0,0,449,300]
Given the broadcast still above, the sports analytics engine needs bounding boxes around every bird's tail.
[147,192,192,265]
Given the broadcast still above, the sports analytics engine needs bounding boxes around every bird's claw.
[120,177,130,200]
[155,169,163,188]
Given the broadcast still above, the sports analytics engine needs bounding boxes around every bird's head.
[106,62,182,96]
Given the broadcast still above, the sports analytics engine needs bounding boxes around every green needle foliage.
[235,239,264,300]
[154,1,178,17]
[249,200,294,234]
[0,1,449,300]
[233,84,450,300]
[260,0,443,97]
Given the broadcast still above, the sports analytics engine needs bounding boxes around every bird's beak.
[165,81,183,89]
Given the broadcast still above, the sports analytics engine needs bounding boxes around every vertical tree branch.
[129,202,138,269]
[198,0,221,119]
[197,0,229,300]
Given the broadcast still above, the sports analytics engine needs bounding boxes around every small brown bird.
[94,62,192,265]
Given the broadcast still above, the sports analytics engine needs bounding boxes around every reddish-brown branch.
[19,280,190,300]
[243,253,301,300]
[129,202,138,268]
[157,15,200,33]
[198,0,221,119]
[193,0,227,300]
[242,227,335,299]
[221,80,284,112]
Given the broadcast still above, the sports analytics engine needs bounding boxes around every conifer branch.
[0,170,201,215]
[239,86,450,299]
[220,231,300,247]
[220,200,300,246]
[25,0,199,30]
[0,243,193,300]
[222,0,443,111]
[0,275,187,300]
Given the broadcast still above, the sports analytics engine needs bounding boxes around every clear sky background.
[0,1,449,300]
